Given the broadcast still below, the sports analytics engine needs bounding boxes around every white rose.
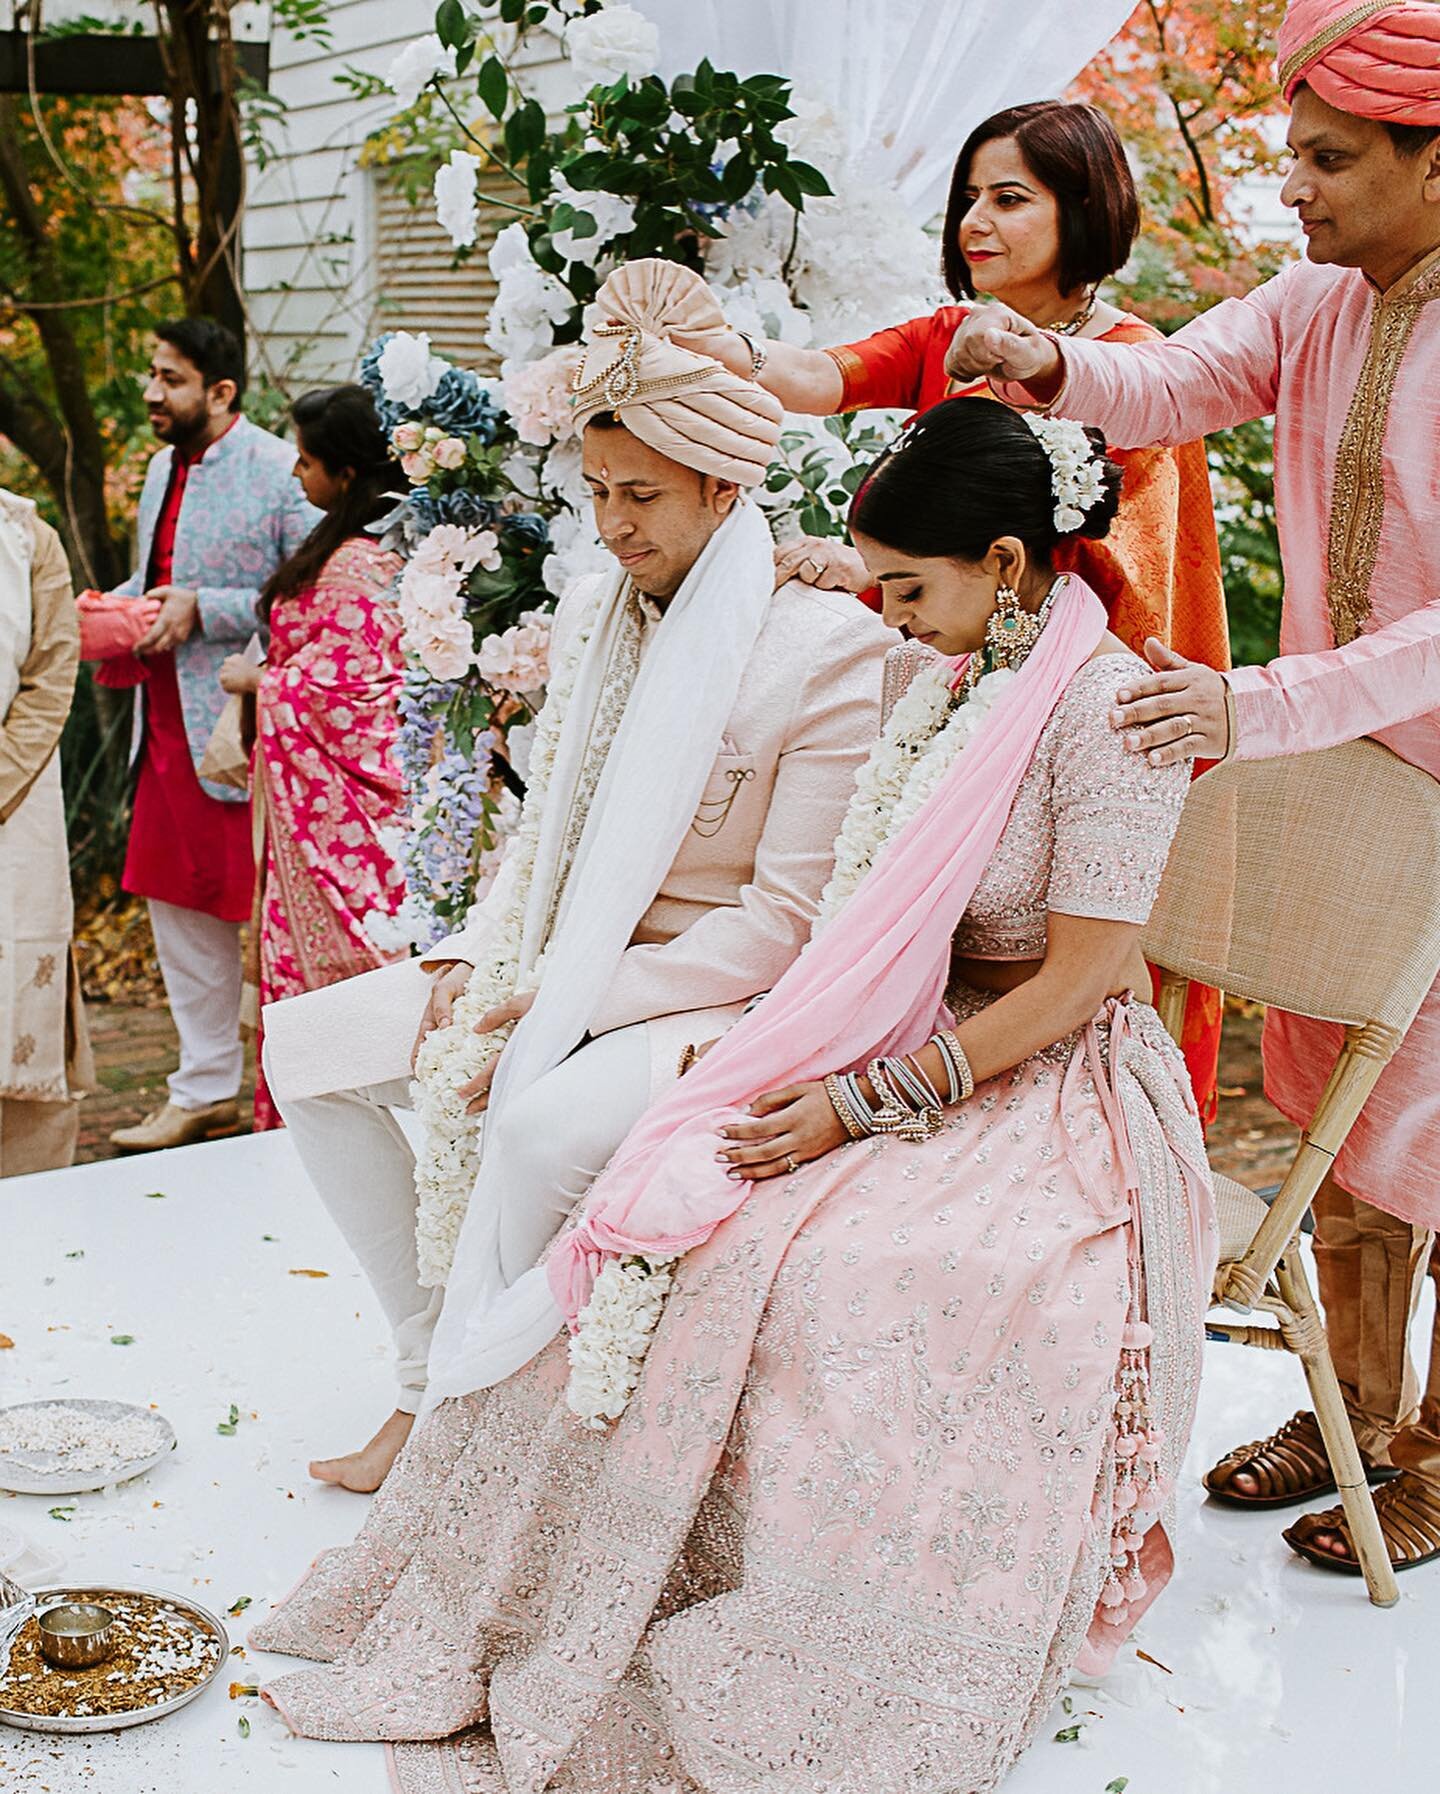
[386,34,457,111]
[378,331,446,407]
[564,3,659,88]
[434,150,480,250]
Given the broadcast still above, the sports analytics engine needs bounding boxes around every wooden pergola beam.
[0,31,268,97]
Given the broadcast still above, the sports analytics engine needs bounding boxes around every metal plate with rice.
[0,1399,176,1496]
[0,1585,228,1733]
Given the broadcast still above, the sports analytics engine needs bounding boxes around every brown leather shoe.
[109,1099,242,1152]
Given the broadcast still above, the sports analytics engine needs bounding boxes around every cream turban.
[570,260,784,486]
[1278,0,1440,125]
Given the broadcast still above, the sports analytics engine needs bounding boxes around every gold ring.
[785,1153,799,1174]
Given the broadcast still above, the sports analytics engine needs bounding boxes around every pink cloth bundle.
[76,590,159,687]
[548,576,1110,1323]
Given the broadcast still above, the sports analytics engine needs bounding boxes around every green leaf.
[65,1249,85,1259]
[1105,1781,1130,1793]
[567,210,599,241]
[504,97,547,163]
[227,1595,252,1617]
[455,42,475,77]
[1054,1725,1082,1744]
[110,1334,135,1346]
[262,1234,277,1242]
[217,1402,241,1436]
[477,54,508,120]
[48,1505,76,1522]
[786,158,833,198]
[143,1190,166,1199]
[435,0,467,51]
[238,1714,251,1738]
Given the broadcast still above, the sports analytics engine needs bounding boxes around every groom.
[263,299,890,1489]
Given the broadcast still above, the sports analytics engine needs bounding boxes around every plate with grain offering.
[0,1399,176,1495]
[0,1586,228,1733]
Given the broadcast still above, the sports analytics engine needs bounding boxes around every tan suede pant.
[0,1096,79,1178]
[1314,1177,1440,1493]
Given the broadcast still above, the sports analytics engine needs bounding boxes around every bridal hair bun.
[849,398,1122,560]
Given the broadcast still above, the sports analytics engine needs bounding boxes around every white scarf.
[423,497,777,1402]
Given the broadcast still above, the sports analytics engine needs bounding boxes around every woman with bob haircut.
[254,397,1216,1794]
[626,99,1229,1119]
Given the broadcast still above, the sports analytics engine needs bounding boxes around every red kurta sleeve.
[827,307,972,414]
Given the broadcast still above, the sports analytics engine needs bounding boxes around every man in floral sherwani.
[106,320,318,1151]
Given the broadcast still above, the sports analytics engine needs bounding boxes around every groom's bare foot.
[308,1409,414,1492]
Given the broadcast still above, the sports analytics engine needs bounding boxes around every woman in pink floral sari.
[219,385,405,1129]
[252,401,1215,1790]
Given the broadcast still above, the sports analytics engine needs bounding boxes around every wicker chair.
[1142,738,1440,1609]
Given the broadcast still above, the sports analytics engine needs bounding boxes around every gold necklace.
[1052,288,1098,337]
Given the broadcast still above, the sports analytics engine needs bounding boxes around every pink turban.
[570,260,783,486]
[1278,0,1440,125]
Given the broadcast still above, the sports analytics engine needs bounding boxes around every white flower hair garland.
[1022,414,1108,535]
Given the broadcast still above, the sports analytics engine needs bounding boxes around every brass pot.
[36,1602,115,1670]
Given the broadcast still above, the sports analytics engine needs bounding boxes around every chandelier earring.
[984,582,1045,670]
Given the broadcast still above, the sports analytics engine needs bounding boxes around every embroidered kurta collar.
[1366,239,1440,305]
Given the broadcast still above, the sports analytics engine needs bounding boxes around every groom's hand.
[410,960,472,1071]
[943,305,1064,397]
[456,991,537,1114]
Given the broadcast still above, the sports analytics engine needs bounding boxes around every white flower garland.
[563,654,1017,1429]
[1022,413,1108,536]
[410,582,605,1287]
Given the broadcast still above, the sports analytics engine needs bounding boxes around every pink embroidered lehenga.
[253,650,1216,1793]
[250,536,407,1128]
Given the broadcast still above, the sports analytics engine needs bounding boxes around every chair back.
[1142,740,1440,1038]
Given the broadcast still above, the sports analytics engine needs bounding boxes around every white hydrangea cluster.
[1023,414,1109,535]
[486,223,574,374]
[565,1253,677,1429]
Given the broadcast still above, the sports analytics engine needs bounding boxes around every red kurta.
[121,423,254,924]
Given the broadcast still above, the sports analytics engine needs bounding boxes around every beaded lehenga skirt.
[253,982,1214,1794]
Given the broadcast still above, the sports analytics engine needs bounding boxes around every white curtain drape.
[641,0,1136,221]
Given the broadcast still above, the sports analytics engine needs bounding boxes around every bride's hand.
[773,535,871,594]
[715,1080,847,1181]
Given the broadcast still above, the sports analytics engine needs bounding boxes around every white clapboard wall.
[241,1,555,386]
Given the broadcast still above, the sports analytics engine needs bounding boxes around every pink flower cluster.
[501,346,585,448]
[475,611,552,695]
[393,421,470,483]
[397,524,503,681]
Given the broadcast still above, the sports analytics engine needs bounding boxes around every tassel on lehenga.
[1099,1300,1166,1623]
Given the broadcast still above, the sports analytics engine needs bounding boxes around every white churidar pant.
[270,1020,653,1412]
[147,898,244,1109]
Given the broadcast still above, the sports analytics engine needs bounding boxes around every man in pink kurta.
[945,0,1440,1573]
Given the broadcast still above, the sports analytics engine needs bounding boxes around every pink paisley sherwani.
[251,537,406,1127]
[252,652,1215,1794]
[1002,248,1440,1231]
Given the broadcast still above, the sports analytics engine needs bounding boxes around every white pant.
[148,898,244,1109]
[271,1022,654,1411]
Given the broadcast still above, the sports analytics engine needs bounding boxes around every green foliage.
[1209,418,1282,663]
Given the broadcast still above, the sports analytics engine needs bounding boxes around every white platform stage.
[1,1133,1429,1792]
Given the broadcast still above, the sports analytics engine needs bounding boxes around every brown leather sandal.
[1283,1471,1440,1574]
[1202,1409,1398,1510]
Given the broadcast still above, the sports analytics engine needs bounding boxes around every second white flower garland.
[410,581,606,1287]
[563,654,1017,1428]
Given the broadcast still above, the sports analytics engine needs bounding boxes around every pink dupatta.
[549,576,1110,1322]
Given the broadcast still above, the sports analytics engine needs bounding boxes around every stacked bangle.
[822,1034,976,1145]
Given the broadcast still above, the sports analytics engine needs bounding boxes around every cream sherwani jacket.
[265,578,890,1103]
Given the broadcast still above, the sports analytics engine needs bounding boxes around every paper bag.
[198,634,263,790]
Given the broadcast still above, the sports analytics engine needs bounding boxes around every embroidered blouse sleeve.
[1047,661,1189,925]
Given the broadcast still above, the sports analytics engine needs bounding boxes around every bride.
[253,397,1216,1794]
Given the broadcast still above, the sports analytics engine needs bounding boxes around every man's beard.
[152,402,208,448]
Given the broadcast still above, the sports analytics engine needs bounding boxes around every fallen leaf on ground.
[0,1334,13,1350]
[1053,1725,1081,1743]
[227,1595,252,1617]
[238,1714,251,1738]
[216,1403,241,1436]
[1106,1780,1130,1793]
[110,1334,136,1346]
[64,1249,84,1259]
[48,1505,76,1522]
[287,1268,329,1279]
[143,1191,166,1200]
[1136,1649,1173,1674]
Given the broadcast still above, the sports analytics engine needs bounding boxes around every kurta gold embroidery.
[1325,253,1440,645]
